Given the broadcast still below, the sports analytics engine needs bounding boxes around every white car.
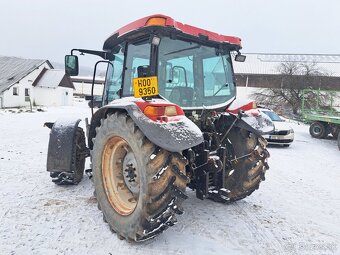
[259,108,294,147]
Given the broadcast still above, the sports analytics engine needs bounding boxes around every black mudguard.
[88,99,204,153]
[217,112,274,137]
[45,118,81,172]
[236,113,274,136]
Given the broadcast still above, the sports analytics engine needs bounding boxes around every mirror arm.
[71,49,115,61]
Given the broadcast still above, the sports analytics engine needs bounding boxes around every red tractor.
[45,14,273,242]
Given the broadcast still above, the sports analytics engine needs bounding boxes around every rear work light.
[144,106,177,117]
[145,17,167,27]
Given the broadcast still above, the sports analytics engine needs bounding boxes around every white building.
[33,69,74,106]
[71,76,105,96]
[0,56,74,108]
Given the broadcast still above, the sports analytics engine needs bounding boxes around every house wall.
[1,62,51,108]
[34,87,73,106]
[73,82,104,96]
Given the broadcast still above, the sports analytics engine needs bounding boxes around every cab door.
[103,50,125,104]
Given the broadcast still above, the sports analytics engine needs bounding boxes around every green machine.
[302,89,340,150]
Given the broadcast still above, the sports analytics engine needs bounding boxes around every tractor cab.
[103,15,244,110]
[66,14,245,111]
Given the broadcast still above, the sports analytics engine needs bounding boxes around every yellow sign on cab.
[133,76,159,98]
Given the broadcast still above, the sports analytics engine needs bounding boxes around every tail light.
[144,106,178,117]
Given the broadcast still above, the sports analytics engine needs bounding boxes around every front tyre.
[309,122,327,139]
[225,128,270,202]
[92,112,188,242]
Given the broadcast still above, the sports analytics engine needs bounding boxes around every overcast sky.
[1,0,340,67]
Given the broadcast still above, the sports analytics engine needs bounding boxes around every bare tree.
[252,62,330,115]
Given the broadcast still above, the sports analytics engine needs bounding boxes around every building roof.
[0,56,53,93]
[33,69,74,89]
[233,53,340,77]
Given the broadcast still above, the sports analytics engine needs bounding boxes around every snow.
[0,100,339,255]
[153,165,168,180]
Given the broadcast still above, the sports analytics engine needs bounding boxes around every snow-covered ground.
[0,100,339,255]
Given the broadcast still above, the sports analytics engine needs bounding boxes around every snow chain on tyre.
[50,127,86,185]
[224,127,270,202]
[92,112,188,242]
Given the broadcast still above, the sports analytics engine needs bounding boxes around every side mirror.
[65,55,79,76]
[235,53,246,62]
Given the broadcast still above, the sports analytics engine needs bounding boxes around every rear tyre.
[50,127,86,185]
[331,126,339,139]
[92,112,188,242]
[224,128,269,202]
[309,122,327,139]
[337,132,340,151]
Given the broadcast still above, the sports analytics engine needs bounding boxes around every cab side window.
[105,51,124,102]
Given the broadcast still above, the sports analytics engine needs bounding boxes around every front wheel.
[224,127,270,202]
[337,132,340,151]
[92,112,188,242]
[309,122,327,139]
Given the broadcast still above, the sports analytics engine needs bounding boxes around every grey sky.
[1,0,339,67]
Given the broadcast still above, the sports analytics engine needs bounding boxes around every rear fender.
[89,98,204,152]
[237,113,274,136]
[45,118,81,172]
[226,98,274,135]
[218,112,274,136]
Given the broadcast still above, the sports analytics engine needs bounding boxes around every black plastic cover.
[238,113,274,135]
[46,118,81,172]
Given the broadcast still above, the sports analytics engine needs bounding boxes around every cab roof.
[103,14,242,51]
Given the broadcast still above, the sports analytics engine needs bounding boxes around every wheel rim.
[313,126,321,135]
[102,136,140,216]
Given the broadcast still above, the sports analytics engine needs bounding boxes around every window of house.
[13,87,19,96]
[25,88,30,102]
[25,88,30,97]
